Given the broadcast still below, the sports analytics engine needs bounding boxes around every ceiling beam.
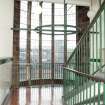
[18,0,90,6]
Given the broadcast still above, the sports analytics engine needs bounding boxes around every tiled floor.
[8,85,63,105]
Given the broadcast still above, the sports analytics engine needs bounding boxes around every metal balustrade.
[13,63,64,86]
[63,1,105,105]
[63,67,105,105]
[66,0,105,75]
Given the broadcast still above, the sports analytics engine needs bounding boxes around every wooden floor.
[7,85,63,105]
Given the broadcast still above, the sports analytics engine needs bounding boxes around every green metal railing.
[19,63,63,81]
[0,57,12,65]
[13,63,64,86]
[63,1,105,105]
[66,1,105,75]
[63,67,105,105]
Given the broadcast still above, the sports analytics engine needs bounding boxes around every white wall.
[87,0,104,21]
[0,0,14,58]
[0,0,14,104]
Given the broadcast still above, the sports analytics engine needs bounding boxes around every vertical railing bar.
[95,20,98,72]
[75,74,76,104]
[83,76,85,105]
[78,45,80,72]
[59,63,61,79]
[80,43,82,72]
[48,63,49,79]
[86,78,88,105]
[83,37,85,73]
[104,2,105,67]
[46,63,47,79]
[44,63,45,81]
[47,61,48,79]
[43,63,44,81]
[77,48,79,72]
[104,5,105,105]
[44,63,46,79]
[89,80,91,105]
[57,63,58,79]
[103,83,105,105]
[75,73,77,105]
[77,74,79,104]
[80,76,82,104]
[73,72,74,105]
[93,26,95,74]
[90,29,92,74]
[84,36,86,74]
[98,82,101,105]
[100,10,102,69]
[44,62,46,79]
[93,80,95,105]
[85,35,87,74]
[63,68,65,102]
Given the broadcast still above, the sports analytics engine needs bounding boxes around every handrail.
[0,57,13,65]
[14,63,64,64]
[66,0,105,65]
[64,67,105,83]
[93,64,105,75]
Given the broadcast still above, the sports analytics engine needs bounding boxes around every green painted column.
[51,3,55,81]
[64,0,67,66]
[39,2,43,84]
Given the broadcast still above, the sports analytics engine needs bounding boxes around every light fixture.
[35,1,42,14]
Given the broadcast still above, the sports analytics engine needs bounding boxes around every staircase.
[63,1,105,105]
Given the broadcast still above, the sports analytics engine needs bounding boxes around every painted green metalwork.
[35,24,80,35]
[64,68,105,105]
[93,81,95,105]
[104,84,105,105]
[64,1,105,105]
[11,24,80,35]
[98,82,101,105]
[64,1,67,64]
[66,0,105,74]
[0,57,12,65]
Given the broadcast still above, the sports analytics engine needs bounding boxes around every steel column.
[64,0,67,65]
[26,1,32,85]
[51,3,55,81]
[39,2,43,83]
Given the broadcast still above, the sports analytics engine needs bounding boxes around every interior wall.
[0,0,14,104]
[87,0,104,21]
[0,0,14,58]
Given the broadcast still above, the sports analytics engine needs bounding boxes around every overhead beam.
[18,0,90,6]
